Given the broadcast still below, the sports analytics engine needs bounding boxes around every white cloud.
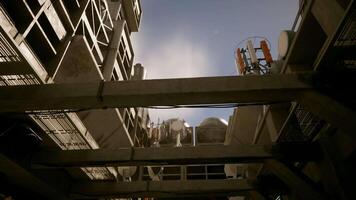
[132,33,219,124]
[213,29,220,36]
[133,33,217,79]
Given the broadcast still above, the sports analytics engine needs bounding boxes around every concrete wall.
[54,36,133,148]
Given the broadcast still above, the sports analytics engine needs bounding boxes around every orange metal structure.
[236,48,245,74]
[260,40,273,63]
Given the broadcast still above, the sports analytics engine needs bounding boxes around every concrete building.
[0,0,148,181]
[0,0,356,200]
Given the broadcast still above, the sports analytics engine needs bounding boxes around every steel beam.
[0,154,68,200]
[31,144,320,168]
[0,74,312,112]
[70,179,255,198]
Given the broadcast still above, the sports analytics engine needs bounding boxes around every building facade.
[0,0,148,181]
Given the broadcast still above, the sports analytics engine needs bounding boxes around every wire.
[146,101,288,109]
[12,101,291,115]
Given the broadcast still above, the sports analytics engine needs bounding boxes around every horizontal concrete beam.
[70,179,255,198]
[31,144,320,168]
[0,154,68,200]
[0,74,312,112]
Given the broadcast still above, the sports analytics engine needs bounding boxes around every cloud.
[213,29,220,36]
[132,32,220,125]
[132,33,218,79]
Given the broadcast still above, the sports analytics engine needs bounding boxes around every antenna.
[235,36,273,75]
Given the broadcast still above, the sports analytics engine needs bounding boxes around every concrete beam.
[312,0,355,70]
[265,159,325,200]
[102,20,125,80]
[70,179,254,198]
[32,145,273,167]
[0,74,312,112]
[31,144,320,168]
[311,0,345,37]
[53,35,103,83]
[122,0,140,32]
[0,154,68,200]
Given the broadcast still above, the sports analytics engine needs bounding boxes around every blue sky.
[132,0,298,126]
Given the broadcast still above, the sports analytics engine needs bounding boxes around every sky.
[131,0,298,126]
